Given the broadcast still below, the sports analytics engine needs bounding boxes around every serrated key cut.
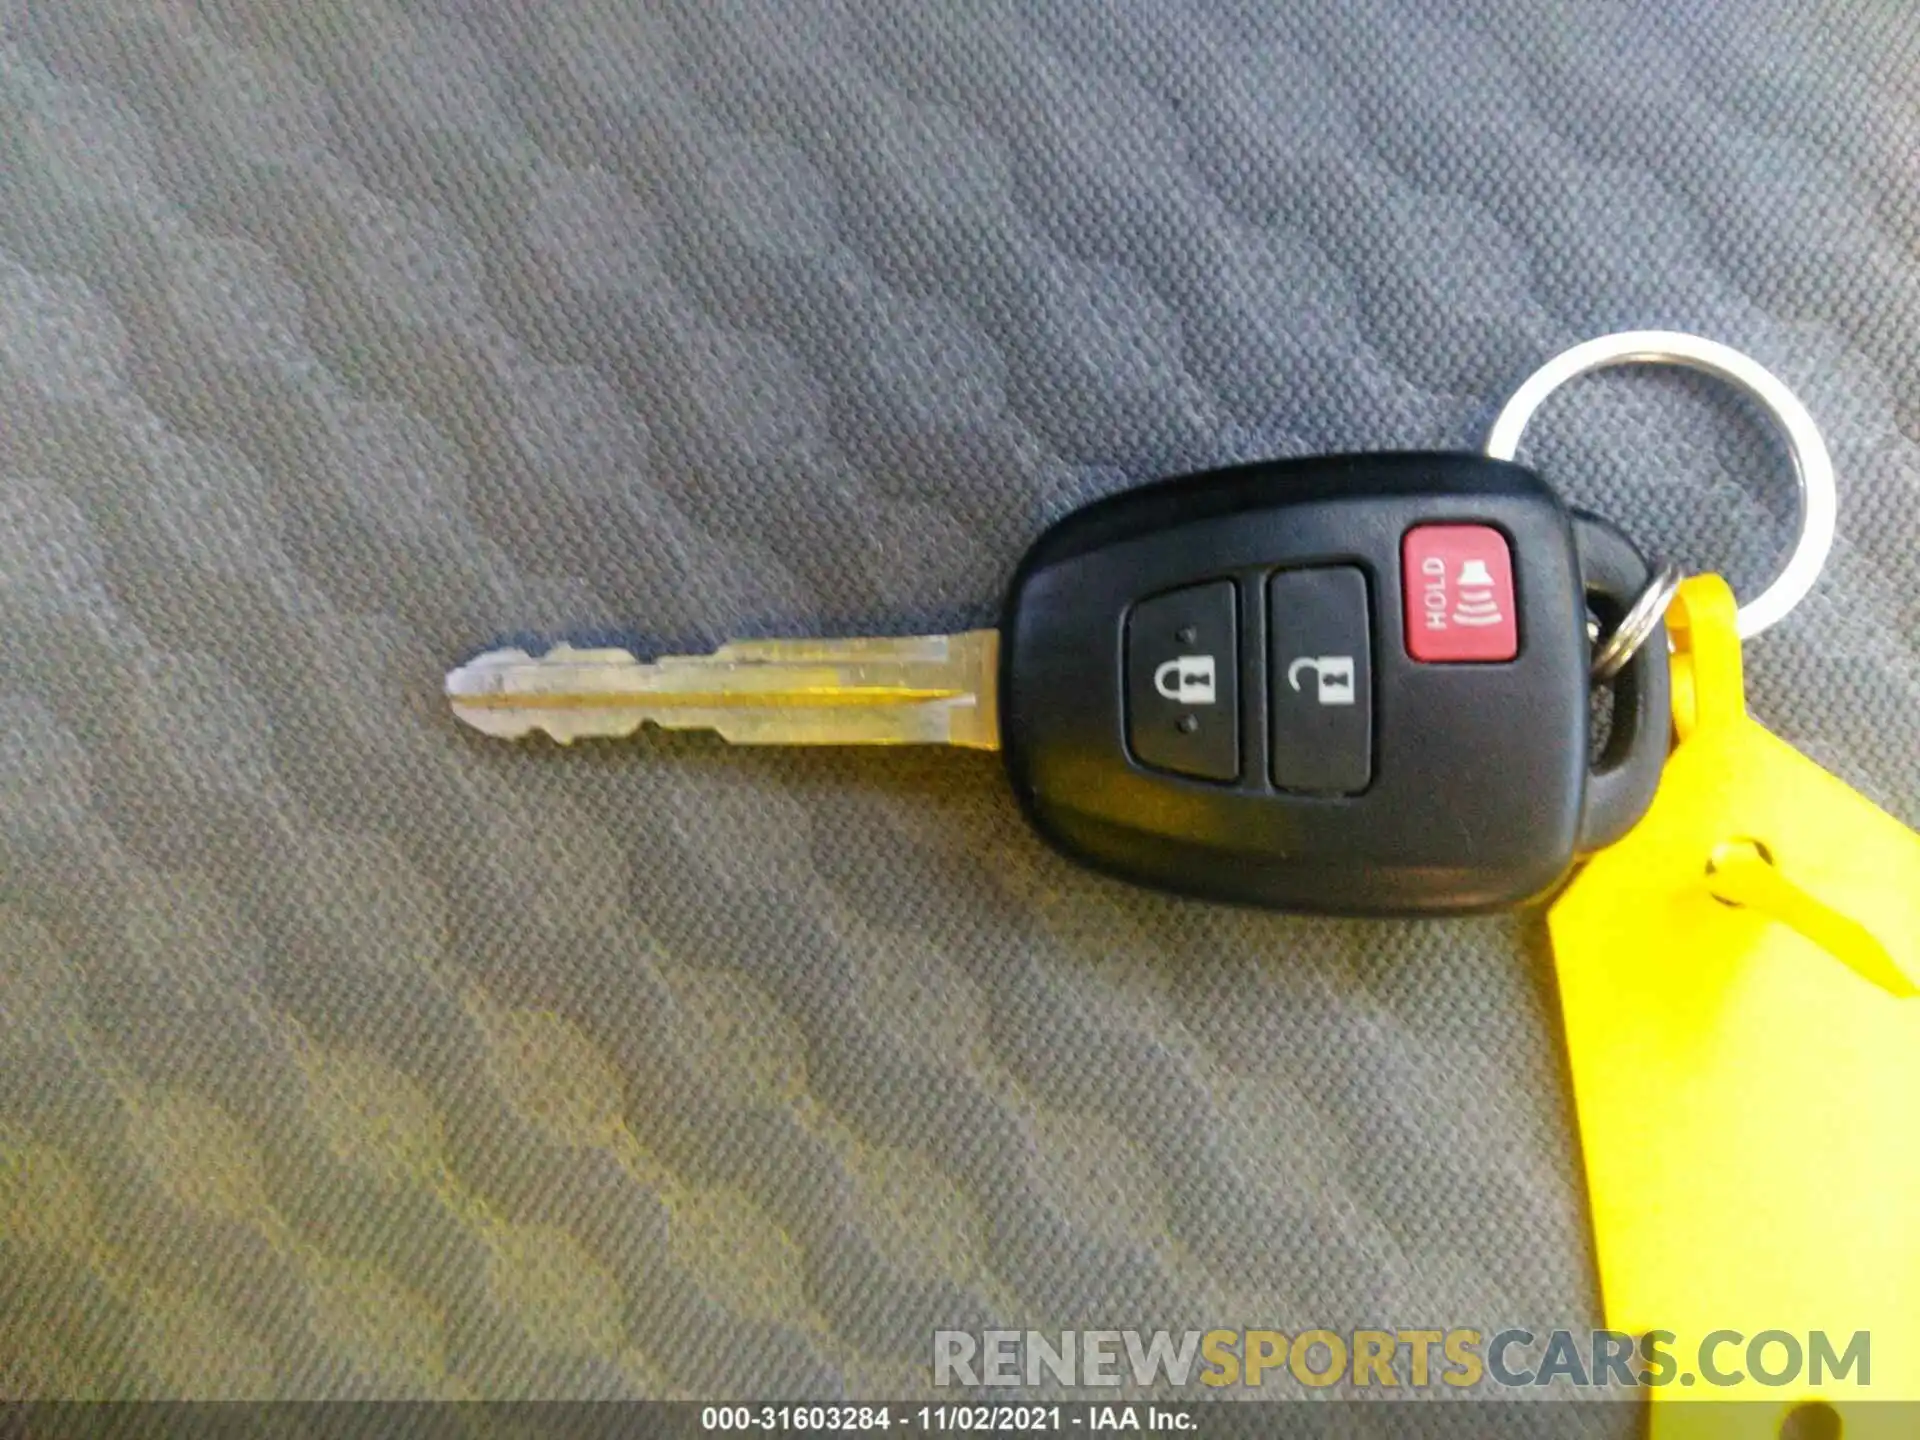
[446,632,1001,748]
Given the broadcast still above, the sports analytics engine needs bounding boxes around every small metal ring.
[1485,330,1836,640]
[1589,562,1683,683]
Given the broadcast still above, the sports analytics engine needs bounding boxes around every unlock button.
[1271,567,1373,794]
[1126,582,1239,782]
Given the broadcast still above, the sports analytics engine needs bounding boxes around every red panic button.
[1402,525,1518,662]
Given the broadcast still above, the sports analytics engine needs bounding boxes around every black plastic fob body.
[999,453,1669,914]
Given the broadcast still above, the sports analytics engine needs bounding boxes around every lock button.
[1270,566,1373,795]
[1125,581,1239,782]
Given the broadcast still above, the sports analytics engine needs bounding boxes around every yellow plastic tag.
[1550,575,1920,1437]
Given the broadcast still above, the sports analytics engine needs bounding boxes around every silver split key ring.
[1586,560,1684,683]
[1484,331,1838,677]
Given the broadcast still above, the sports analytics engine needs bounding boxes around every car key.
[447,452,1669,914]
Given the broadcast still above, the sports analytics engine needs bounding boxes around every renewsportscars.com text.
[932,1328,1870,1391]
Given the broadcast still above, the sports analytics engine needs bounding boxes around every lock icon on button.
[1154,655,1218,706]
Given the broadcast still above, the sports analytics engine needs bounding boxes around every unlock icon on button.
[1154,655,1217,705]
[1288,655,1358,706]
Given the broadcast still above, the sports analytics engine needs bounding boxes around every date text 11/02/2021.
[701,1407,1186,1432]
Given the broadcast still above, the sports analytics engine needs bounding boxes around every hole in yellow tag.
[1705,837,1776,908]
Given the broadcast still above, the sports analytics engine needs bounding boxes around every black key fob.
[999,453,1668,914]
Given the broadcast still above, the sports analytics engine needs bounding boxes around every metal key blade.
[446,631,1001,749]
